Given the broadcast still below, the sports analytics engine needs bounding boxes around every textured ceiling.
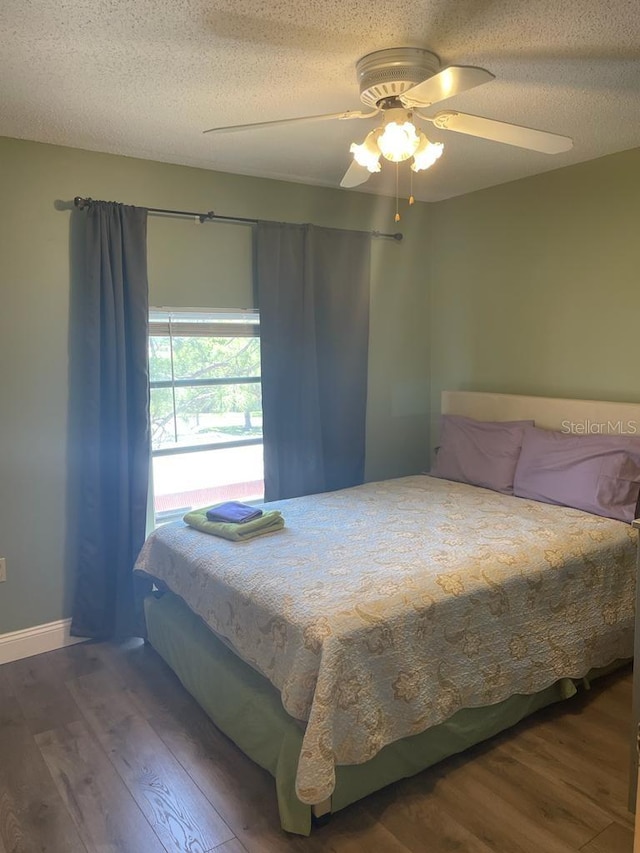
[2,0,640,201]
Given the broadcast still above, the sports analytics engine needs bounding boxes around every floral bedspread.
[134,476,636,805]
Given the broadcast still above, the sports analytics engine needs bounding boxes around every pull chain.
[409,167,415,206]
[395,162,401,222]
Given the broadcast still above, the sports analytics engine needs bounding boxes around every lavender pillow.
[513,426,640,522]
[431,415,533,495]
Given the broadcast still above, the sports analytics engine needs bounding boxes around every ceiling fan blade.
[431,110,573,154]
[340,160,372,188]
[400,66,494,108]
[203,109,377,135]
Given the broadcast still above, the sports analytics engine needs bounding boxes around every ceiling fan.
[203,47,573,191]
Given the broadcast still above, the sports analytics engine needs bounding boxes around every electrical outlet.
[0,558,6,582]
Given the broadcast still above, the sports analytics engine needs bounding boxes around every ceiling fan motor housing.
[356,47,440,108]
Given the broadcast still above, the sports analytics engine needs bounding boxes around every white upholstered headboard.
[441,391,640,436]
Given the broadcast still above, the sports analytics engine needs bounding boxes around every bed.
[134,391,640,835]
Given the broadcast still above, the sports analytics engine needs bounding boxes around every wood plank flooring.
[0,641,634,853]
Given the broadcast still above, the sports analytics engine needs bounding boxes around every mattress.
[134,475,636,806]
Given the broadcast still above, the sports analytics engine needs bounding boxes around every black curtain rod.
[73,196,403,242]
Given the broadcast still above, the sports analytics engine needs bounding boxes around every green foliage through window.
[149,312,262,452]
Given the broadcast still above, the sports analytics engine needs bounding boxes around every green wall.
[4,135,639,636]
[429,147,640,443]
[0,136,431,634]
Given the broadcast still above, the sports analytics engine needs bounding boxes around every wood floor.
[0,640,634,853]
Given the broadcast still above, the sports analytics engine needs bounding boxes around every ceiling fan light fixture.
[411,134,444,172]
[350,129,382,172]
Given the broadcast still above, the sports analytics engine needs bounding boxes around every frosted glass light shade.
[350,130,382,172]
[378,121,420,162]
[411,135,444,171]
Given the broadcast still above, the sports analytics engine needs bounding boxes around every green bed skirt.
[144,592,626,836]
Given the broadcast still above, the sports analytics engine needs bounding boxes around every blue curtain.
[256,223,371,501]
[70,202,150,639]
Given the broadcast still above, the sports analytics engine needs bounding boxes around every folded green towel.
[183,506,284,541]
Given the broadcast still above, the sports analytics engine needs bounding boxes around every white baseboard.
[0,618,85,665]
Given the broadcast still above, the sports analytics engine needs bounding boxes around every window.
[148,309,263,524]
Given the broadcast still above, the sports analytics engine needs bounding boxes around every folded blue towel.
[205,501,263,524]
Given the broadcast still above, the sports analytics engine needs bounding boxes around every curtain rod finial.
[371,230,403,242]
